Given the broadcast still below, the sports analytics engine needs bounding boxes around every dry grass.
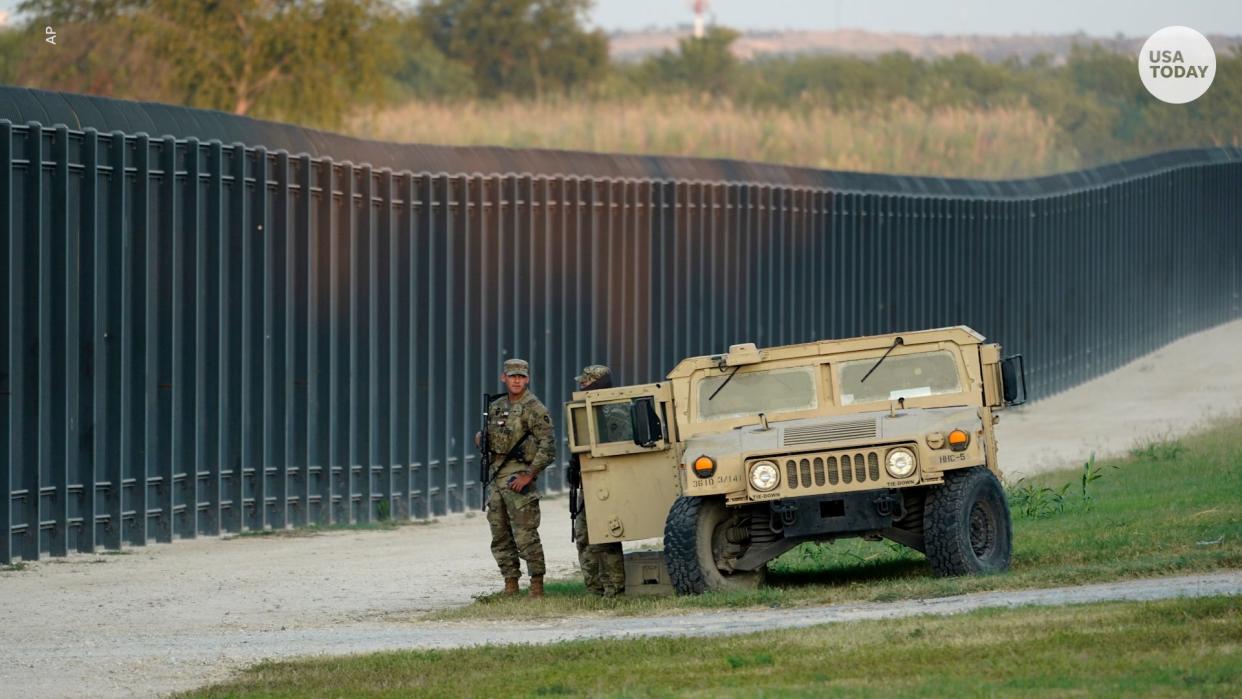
[347,97,1080,179]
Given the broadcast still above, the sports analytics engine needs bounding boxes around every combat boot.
[529,575,545,598]
[502,577,520,596]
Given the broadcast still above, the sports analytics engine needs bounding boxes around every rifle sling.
[484,430,531,489]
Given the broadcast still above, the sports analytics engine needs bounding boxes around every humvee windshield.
[697,365,818,420]
[838,350,962,405]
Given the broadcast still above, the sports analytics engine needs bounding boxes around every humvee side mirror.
[1001,354,1027,406]
[630,396,664,448]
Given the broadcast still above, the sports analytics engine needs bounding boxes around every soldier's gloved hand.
[474,431,481,448]
[508,471,535,493]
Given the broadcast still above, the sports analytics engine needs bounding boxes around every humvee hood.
[682,406,982,464]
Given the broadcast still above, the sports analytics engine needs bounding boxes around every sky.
[588,0,1242,36]
[1,1,1238,36]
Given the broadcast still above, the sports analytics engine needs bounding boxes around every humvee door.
[566,382,681,542]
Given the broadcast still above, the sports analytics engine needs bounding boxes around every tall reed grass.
[348,97,1081,178]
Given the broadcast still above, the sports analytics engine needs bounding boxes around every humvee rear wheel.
[923,467,1013,576]
[663,496,765,595]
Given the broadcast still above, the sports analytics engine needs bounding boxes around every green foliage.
[1130,436,1187,461]
[640,25,740,96]
[1078,453,1114,510]
[418,0,607,98]
[1007,479,1071,518]
[1008,451,1121,517]
[724,652,774,669]
[632,42,1242,165]
[390,20,478,101]
[17,0,399,127]
[11,2,172,101]
[148,0,398,126]
[1140,49,1242,149]
[0,27,24,84]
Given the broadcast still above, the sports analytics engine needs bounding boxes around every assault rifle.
[479,392,532,510]
[567,453,582,542]
[479,393,503,510]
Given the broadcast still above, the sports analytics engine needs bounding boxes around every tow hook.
[874,493,903,519]
[770,501,798,529]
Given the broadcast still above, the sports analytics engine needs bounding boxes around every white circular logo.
[1139,26,1215,104]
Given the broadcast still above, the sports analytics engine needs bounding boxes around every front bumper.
[769,489,906,539]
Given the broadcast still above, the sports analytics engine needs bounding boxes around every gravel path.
[3,317,1240,698]
[7,571,1241,699]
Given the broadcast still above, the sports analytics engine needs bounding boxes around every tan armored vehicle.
[566,326,1027,594]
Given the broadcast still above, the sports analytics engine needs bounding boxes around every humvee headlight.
[749,461,780,491]
[692,455,717,478]
[948,429,970,452]
[885,448,917,479]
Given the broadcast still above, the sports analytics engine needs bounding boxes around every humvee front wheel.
[924,467,1012,576]
[663,496,765,595]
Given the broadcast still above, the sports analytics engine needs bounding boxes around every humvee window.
[838,351,962,405]
[697,366,817,420]
[594,403,634,444]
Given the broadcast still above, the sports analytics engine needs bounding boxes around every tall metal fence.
[2,90,1240,564]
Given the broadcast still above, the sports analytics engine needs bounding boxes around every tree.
[391,13,478,100]
[419,0,607,98]
[0,26,29,86]
[10,2,173,102]
[18,0,399,127]
[641,25,740,96]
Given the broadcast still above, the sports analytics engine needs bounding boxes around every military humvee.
[566,326,1027,594]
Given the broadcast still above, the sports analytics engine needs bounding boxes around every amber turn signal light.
[948,429,970,452]
[692,455,717,478]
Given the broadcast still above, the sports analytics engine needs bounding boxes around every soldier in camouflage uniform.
[478,358,556,598]
[570,365,628,597]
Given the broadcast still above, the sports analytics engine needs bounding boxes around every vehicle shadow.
[766,557,931,589]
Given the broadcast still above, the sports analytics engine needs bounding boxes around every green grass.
[428,418,1242,621]
[187,595,1242,698]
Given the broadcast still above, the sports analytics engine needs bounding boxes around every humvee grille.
[782,419,877,446]
[785,450,883,490]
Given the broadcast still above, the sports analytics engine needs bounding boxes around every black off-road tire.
[663,496,765,595]
[923,467,1013,576]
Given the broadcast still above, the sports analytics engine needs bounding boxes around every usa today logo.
[1139,26,1215,104]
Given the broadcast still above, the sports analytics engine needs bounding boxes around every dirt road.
[2,317,1240,698]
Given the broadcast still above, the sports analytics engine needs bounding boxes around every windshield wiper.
[708,365,742,401]
[860,336,903,383]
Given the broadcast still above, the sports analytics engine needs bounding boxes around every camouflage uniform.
[572,365,628,597]
[485,360,556,581]
[573,501,626,596]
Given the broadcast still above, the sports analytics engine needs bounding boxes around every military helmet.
[575,364,611,385]
[503,358,530,377]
